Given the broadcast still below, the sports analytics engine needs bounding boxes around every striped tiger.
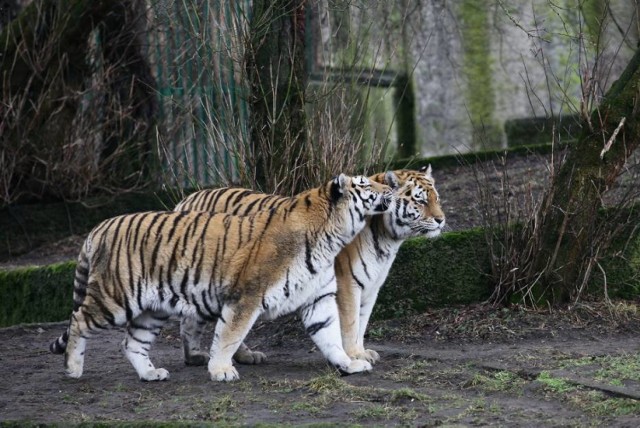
[50,174,394,382]
[175,166,445,366]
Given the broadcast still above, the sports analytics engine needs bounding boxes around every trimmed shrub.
[590,207,640,299]
[373,229,492,319]
[0,262,75,327]
[0,220,637,327]
[385,143,555,172]
[504,115,581,147]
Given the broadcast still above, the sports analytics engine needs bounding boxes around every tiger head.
[377,165,446,239]
[330,173,394,217]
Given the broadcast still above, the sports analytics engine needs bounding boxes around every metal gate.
[144,0,252,188]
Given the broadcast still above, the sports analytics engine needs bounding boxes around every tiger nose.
[435,217,445,227]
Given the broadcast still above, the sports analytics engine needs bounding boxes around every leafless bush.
[474,139,562,306]
[154,0,406,197]
[1,0,156,207]
[479,2,640,307]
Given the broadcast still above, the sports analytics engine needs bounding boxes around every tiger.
[174,166,445,366]
[49,174,394,382]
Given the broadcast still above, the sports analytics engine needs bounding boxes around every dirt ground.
[1,152,640,426]
[1,303,639,426]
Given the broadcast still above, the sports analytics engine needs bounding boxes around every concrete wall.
[365,0,639,156]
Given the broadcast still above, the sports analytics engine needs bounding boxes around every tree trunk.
[246,0,308,195]
[528,46,640,303]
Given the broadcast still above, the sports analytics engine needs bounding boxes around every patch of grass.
[350,404,419,424]
[537,371,576,394]
[446,396,502,423]
[305,370,350,394]
[295,370,434,424]
[189,395,239,423]
[258,376,297,393]
[290,401,323,415]
[568,389,640,417]
[133,400,164,414]
[351,404,390,420]
[384,359,477,393]
[468,370,526,394]
[561,352,640,386]
[529,365,640,418]
[390,387,430,403]
[382,359,434,383]
[593,353,640,384]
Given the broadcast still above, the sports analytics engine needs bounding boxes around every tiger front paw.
[64,365,83,379]
[339,359,372,375]
[209,365,240,382]
[351,348,380,364]
[234,348,267,365]
[140,368,170,382]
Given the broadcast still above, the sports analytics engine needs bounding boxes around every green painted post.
[394,73,417,159]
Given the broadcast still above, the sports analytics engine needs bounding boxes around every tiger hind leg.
[63,305,114,378]
[181,315,267,366]
[122,311,170,381]
[180,315,209,366]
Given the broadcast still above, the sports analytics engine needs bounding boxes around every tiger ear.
[330,173,348,202]
[419,164,433,179]
[384,171,400,189]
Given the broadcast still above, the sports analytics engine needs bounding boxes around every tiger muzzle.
[374,192,394,212]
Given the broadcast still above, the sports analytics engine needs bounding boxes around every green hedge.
[0,222,639,327]
[384,142,556,172]
[0,230,495,327]
[504,115,581,147]
[1,145,559,262]
[373,229,491,319]
[0,261,76,326]
[588,207,640,299]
